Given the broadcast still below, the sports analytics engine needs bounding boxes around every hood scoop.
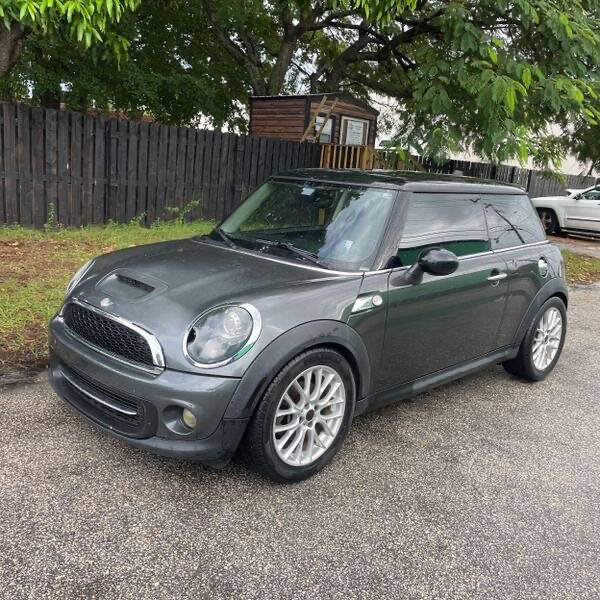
[95,269,167,302]
[116,274,155,294]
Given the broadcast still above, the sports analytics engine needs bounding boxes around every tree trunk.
[267,37,297,95]
[0,23,26,79]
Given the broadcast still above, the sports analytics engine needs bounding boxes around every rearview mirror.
[396,248,459,285]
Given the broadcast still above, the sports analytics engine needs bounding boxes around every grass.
[1,224,599,373]
[0,219,213,371]
[562,250,600,285]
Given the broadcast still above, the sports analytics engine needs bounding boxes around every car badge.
[100,297,113,308]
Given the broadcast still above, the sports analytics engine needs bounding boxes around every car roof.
[274,168,525,195]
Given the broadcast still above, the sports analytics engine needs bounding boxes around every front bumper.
[49,318,249,466]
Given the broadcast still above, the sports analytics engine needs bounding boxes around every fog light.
[182,408,197,429]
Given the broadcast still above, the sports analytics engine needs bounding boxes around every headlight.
[184,304,261,367]
[66,259,94,296]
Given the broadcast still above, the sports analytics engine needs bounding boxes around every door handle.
[487,272,508,282]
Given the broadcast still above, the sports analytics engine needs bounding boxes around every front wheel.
[503,297,567,381]
[240,348,355,482]
[537,208,559,235]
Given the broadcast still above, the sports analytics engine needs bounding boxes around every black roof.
[250,92,379,116]
[274,168,525,194]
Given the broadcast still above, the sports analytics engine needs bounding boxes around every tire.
[537,208,559,235]
[239,347,355,482]
[502,296,567,381]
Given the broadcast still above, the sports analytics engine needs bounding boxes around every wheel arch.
[224,320,371,420]
[512,278,569,346]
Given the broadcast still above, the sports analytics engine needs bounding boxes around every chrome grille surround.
[61,298,165,375]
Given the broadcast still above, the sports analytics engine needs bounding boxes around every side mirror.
[574,193,583,200]
[396,248,459,285]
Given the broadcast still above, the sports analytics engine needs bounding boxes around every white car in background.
[531,185,600,235]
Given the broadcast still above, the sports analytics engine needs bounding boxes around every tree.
[0,0,250,128]
[0,0,140,79]
[198,0,600,166]
[2,0,599,168]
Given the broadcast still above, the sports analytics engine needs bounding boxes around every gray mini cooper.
[50,169,568,481]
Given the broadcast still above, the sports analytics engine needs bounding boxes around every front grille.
[63,302,155,368]
[60,364,156,437]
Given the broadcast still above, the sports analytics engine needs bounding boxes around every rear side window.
[396,194,489,265]
[483,195,545,250]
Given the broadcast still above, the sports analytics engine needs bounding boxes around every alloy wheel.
[272,365,346,466]
[532,307,563,371]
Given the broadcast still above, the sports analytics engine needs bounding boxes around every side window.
[483,195,546,250]
[396,194,490,266]
[582,189,600,200]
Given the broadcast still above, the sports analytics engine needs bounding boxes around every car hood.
[67,238,363,373]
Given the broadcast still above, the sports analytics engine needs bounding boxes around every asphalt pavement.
[1,287,599,599]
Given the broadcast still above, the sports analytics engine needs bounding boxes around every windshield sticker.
[342,240,354,250]
[301,187,316,196]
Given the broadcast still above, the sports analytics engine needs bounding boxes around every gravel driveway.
[1,288,599,600]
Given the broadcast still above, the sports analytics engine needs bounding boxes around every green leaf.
[488,47,498,64]
[522,67,532,87]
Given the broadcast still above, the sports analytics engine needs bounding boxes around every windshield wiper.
[254,238,323,267]
[213,227,238,248]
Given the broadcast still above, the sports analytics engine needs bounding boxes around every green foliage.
[2,0,600,168]
[0,0,139,53]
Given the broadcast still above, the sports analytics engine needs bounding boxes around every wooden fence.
[0,102,321,227]
[383,153,598,198]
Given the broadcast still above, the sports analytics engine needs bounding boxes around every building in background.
[249,93,378,146]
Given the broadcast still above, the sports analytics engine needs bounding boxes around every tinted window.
[483,195,545,250]
[220,181,396,271]
[582,189,600,200]
[396,194,489,265]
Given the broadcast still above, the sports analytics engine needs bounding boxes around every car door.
[377,193,509,392]
[483,194,550,346]
[565,188,600,232]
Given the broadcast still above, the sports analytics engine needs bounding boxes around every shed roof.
[250,92,379,116]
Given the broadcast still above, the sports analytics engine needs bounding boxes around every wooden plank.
[107,118,119,222]
[208,131,222,220]
[183,129,196,216]
[137,121,149,219]
[146,123,159,223]
[247,136,259,193]
[165,126,178,218]
[81,115,94,225]
[201,130,214,220]
[45,109,58,225]
[17,103,32,225]
[174,127,187,212]
[3,103,18,223]
[232,133,245,210]
[126,120,139,221]
[117,118,128,222]
[93,115,105,224]
[263,139,274,180]
[70,111,83,227]
[191,129,205,219]
[256,137,267,186]
[240,133,253,202]
[225,133,236,217]
[31,109,46,227]
[216,132,230,221]
[57,110,69,224]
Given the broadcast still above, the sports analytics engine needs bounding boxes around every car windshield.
[214,180,396,271]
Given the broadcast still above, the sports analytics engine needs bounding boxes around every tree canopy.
[1,0,599,169]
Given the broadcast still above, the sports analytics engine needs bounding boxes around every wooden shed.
[249,92,379,147]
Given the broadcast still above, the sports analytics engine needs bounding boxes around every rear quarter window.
[483,195,546,250]
[396,194,489,265]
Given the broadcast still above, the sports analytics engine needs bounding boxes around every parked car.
[532,185,600,235]
[49,170,568,482]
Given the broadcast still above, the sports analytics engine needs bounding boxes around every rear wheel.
[240,348,355,482]
[537,208,559,235]
[503,297,567,381]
